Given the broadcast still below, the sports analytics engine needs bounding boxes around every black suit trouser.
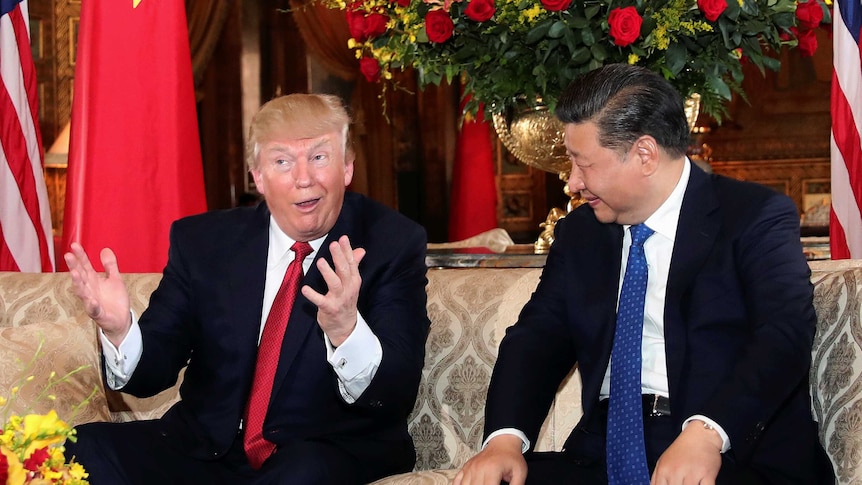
[66,419,395,485]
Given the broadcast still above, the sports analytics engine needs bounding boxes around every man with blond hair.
[65,94,430,484]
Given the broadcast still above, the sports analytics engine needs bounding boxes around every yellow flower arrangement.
[0,341,96,485]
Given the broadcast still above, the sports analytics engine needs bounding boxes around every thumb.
[100,248,121,277]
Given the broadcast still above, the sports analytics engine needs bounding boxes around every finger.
[353,248,366,267]
[300,285,325,307]
[70,242,98,274]
[329,240,350,277]
[315,257,344,295]
[100,248,120,279]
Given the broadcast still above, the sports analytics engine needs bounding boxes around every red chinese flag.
[448,96,497,241]
[61,0,206,272]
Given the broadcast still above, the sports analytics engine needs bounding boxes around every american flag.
[0,0,54,272]
[831,0,862,259]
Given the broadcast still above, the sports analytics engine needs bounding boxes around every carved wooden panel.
[495,138,548,243]
[708,158,830,216]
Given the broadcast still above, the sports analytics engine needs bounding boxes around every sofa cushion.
[809,260,862,483]
[0,320,110,425]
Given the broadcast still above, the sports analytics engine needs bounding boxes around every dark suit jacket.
[485,163,833,482]
[119,192,430,479]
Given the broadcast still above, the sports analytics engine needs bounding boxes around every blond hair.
[245,94,354,171]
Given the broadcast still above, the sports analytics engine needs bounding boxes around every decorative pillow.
[809,264,862,483]
[0,320,110,425]
[106,370,182,423]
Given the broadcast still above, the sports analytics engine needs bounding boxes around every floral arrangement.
[331,0,831,120]
[0,342,94,485]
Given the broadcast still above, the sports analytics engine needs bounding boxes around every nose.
[567,164,585,193]
[293,160,313,187]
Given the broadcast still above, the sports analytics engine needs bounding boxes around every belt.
[600,394,671,417]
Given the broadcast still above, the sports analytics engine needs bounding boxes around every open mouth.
[295,197,321,209]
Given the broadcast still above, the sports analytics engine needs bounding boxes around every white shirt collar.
[640,157,691,243]
[267,216,326,267]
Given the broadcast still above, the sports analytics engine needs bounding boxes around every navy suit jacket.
[485,163,833,481]
[120,192,430,476]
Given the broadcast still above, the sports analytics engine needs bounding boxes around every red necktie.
[244,241,313,469]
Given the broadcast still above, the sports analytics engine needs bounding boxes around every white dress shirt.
[100,216,383,404]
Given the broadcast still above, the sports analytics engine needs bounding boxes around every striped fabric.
[830,0,862,259]
[0,0,53,272]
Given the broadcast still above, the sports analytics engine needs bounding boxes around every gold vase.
[491,100,570,174]
[492,99,581,253]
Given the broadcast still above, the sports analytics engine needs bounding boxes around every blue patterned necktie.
[606,223,654,485]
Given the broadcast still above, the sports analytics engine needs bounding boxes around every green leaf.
[526,20,553,44]
[665,43,687,76]
[548,20,568,39]
[572,46,592,64]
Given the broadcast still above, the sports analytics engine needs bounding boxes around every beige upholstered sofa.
[0,260,861,483]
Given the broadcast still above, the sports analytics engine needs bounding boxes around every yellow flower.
[22,410,70,456]
[628,53,640,64]
[69,461,89,480]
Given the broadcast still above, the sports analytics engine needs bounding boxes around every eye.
[273,158,295,171]
[311,153,330,165]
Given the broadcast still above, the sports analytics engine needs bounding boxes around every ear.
[632,136,660,176]
[251,169,265,196]
[343,159,355,187]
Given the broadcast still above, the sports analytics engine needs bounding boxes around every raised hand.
[64,242,132,347]
[301,235,366,347]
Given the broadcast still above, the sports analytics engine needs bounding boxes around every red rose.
[795,0,824,30]
[23,447,50,471]
[345,2,389,42]
[540,0,572,12]
[608,6,642,47]
[364,12,390,39]
[697,0,727,22]
[465,0,496,22]
[793,27,819,56]
[392,0,410,6]
[425,9,454,43]
[0,452,8,483]
[360,57,382,82]
[346,9,368,42]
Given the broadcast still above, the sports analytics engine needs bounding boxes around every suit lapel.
[581,221,624,405]
[664,163,721,400]
[228,204,271,359]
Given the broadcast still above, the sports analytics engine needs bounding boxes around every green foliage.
[331,0,828,122]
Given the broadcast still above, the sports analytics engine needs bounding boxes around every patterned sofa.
[0,260,860,483]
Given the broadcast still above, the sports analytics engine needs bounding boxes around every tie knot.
[292,241,313,261]
[630,224,654,248]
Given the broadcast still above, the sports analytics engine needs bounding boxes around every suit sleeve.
[484,216,581,446]
[348,221,431,420]
[120,221,198,397]
[698,193,816,460]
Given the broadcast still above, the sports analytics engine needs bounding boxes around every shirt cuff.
[100,311,143,390]
[325,312,382,402]
[683,415,731,453]
[482,428,531,453]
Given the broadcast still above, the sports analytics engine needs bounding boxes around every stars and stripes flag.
[830,0,862,259]
[0,0,54,272]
